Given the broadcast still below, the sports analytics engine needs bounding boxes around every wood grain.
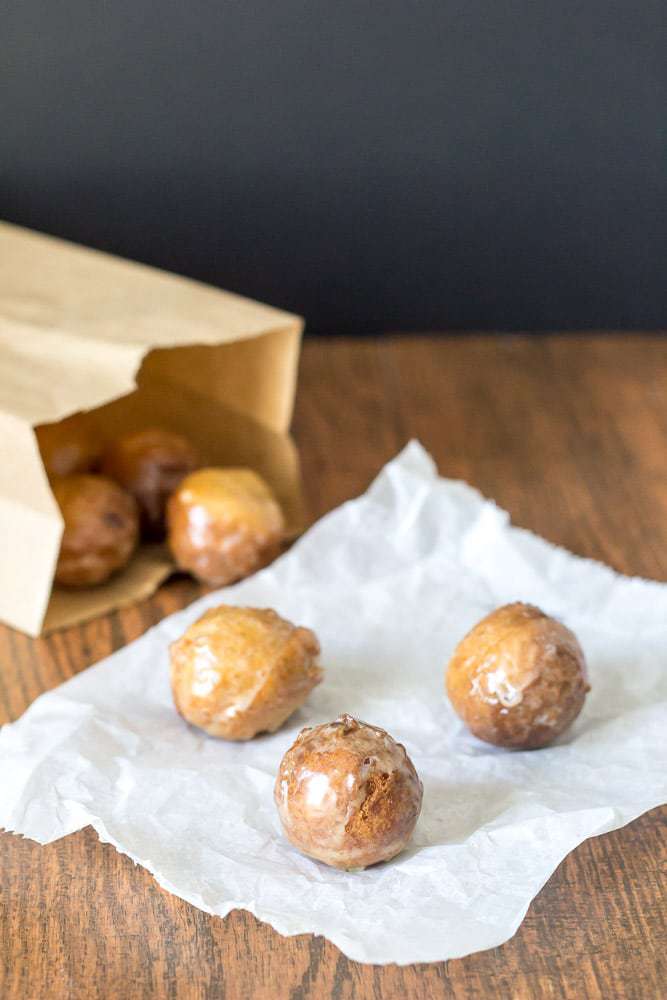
[1,334,666,999]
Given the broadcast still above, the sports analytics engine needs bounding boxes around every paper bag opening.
[0,223,305,636]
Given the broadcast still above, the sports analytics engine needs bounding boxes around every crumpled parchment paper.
[1,442,666,964]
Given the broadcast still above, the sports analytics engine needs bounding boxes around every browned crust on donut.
[52,474,139,587]
[101,428,199,538]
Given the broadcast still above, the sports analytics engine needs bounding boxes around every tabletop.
[1,334,666,1000]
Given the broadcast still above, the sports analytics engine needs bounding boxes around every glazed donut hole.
[52,474,139,587]
[170,604,322,740]
[166,467,285,586]
[101,427,199,539]
[446,602,590,750]
[275,714,423,870]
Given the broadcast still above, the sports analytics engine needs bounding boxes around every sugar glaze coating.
[275,715,423,870]
[170,605,322,740]
[446,602,590,749]
[167,468,285,585]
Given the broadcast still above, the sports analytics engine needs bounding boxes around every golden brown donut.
[35,415,99,478]
[170,605,322,740]
[275,715,423,870]
[101,428,199,538]
[52,474,139,587]
[166,468,285,586]
[446,602,590,749]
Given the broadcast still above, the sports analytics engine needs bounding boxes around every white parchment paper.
[1,443,666,964]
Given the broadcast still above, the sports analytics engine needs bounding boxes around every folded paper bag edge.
[0,221,301,345]
[0,325,148,426]
[0,221,304,428]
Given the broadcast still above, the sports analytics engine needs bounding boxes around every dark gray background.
[2,2,666,334]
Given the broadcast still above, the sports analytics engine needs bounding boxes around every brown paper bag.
[0,222,305,636]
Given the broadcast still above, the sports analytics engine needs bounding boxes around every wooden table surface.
[1,334,666,1000]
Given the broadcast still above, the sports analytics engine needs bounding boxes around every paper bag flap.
[0,222,303,431]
